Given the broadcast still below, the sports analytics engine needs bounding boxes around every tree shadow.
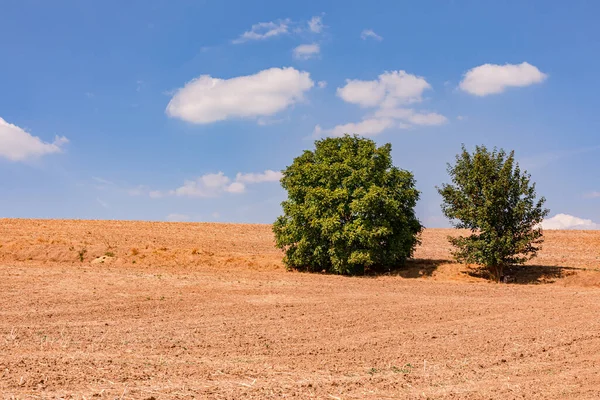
[365,258,448,278]
[464,264,588,284]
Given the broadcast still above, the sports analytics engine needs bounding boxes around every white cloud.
[166,213,190,222]
[227,182,246,194]
[337,79,386,107]
[459,62,548,96]
[337,70,431,108]
[316,104,446,138]
[0,117,68,162]
[235,170,282,184]
[372,108,447,126]
[361,29,383,41]
[542,214,599,230]
[406,112,448,126]
[315,70,445,137]
[152,170,282,199]
[232,19,290,44]
[456,115,466,121]
[293,43,320,60]
[308,16,324,33]
[233,15,325,44]
[166,67,314,124]
[315,118,397,137]
[170,172,241,198]
[317,80,327,89]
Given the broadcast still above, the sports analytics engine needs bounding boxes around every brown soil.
[1,219,600,399]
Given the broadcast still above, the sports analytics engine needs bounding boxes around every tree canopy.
[438,145,549,281]
[273,135,422,275]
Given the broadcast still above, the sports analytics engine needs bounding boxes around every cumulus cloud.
[337,79,386,108]
[166,213,190,222]
[317,80,327,89]
[170,172,241,198]
[337,70,431,107]
[152,170,282,199]
[542,214,599,230]
[308,16,324,33]
[361,29,383,41]
[315,70,446,137]
[0,117,68,162]
[293,43,320,60]
[166,67,314,124]
[232,19,290,44]
[459,62,548,96]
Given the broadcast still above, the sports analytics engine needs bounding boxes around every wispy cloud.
[361,29,383,41]
[293,43,320,60]
[233,15,326,44]
[308,16,324,33]
[232,19,290,44]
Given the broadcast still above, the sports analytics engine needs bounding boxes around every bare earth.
[1,219,600,399]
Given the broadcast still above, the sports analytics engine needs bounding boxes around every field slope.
[1,219,600,399]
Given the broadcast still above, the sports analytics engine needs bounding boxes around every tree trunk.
[491,264,504,283]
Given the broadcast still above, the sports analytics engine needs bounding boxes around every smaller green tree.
[437,145,549,282]
[273,135,422,275]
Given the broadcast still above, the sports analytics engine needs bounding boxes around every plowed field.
[1,219,600,399]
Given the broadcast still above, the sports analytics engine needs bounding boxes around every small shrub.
[191,248,199,255]
[105,252,115,257]
[78,248,87,262]
[130,248,139,256]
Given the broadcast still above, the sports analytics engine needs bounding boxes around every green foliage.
[437,145,549,281]
[273,135,422,275]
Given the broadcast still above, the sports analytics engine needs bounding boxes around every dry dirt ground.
[1,219,600,399]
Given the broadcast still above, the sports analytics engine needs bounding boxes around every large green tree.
[273,135,422,275]
[438,145,549,282]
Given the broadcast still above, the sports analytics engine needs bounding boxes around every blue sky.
[1,0,599,229]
